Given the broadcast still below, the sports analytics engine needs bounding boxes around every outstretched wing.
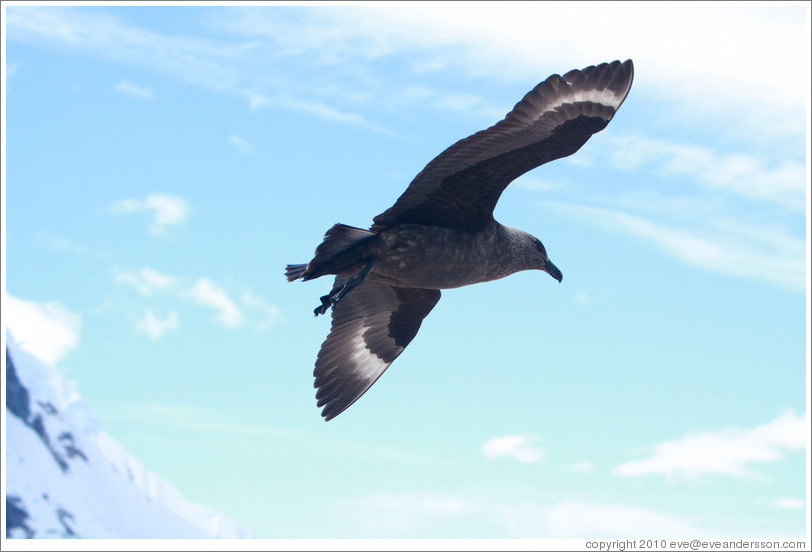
[373,59,634,231]
[314,277,441,421]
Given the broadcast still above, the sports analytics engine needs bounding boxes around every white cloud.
[241,292,282,329]
[109,193,189,234]
[228,133,255,156]
[114,79,153,99]
[186,278,243,328]
[771,497,805,510]
[543,202,806,293]
[340,493,699,538]
[113,268,280,333]
[114,267,178,296]
[6,295,81,366]
[135,309,179,340]
[342,492,476,535]
[6,7,242,92]
[614,410,806,479]
[213,4,807,139]
[602,135,806,211]
[482,434,544,463]
[8,5,807,142]
[539,500,697,538]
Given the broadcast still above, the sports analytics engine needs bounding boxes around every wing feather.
[373,59,634,231]
[314,279,441,420]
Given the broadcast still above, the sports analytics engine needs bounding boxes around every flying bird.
[286,60,634,420]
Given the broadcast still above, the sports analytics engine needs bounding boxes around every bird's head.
[531,236,563,283]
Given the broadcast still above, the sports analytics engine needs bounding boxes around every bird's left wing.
[373,59,634,231]
[314,277,441,420]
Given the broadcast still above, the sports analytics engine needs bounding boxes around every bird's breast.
[369,224,517,289]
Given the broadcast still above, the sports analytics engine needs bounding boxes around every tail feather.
[285,223,375,282]
[285,263,308,282]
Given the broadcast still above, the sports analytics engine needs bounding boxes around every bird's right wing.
[314,277,441,421]
[373,60,634,231]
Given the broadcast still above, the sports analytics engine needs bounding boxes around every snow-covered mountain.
[4,332,254,539]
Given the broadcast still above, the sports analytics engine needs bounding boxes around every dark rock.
[59,432,88,462]
[56,508,77,538]
[38,401,58,415]
[31,413,69,472]
[5,349,31,421]
[6,496,35,539]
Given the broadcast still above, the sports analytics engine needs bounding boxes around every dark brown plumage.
[287,60,634,420]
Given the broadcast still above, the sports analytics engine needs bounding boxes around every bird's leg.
[314,258,376,316]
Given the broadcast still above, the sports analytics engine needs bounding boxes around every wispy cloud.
[482,434,544,464]
[6,295,81,366]
[538,500,698,538]
[111,401,301,438]
[115,267,179,296]
[240,291,283,329]
[5,7,389,131]
[340,492,475,536]
[135,309,179,340]
[339,493,699,538]
[614,410,806,479]
[246,91,396,134]
[185,278,244,328]
[543,202,805,292]
[213,4,807,140]
[109,193,190,235]
[6,7,244,92]
[600,135,806,211]
[7,5,807,144]
[228,133,254,156]
[771,497,805,510]
[113,79,153,99]
[113,268,279,333]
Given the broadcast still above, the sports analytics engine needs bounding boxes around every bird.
[286,59,634,421]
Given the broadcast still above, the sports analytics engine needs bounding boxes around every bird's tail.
[285,223,375,282]
[285,264,308,281]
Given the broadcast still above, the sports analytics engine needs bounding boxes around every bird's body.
[306,223,540,289]
[287,60,635,420]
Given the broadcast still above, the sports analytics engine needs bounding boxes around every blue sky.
[3,2,810,542]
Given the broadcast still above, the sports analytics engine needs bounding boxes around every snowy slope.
[4,332,254,539]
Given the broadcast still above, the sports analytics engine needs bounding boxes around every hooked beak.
[544,258,563,283]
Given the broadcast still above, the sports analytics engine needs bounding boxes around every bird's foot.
[313,279,355,316]
[313,295,332,316]
[314,294,333,316]
[313,258,376,317]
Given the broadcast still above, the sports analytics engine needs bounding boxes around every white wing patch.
[566,87,625,109]
[347,323,390,381]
